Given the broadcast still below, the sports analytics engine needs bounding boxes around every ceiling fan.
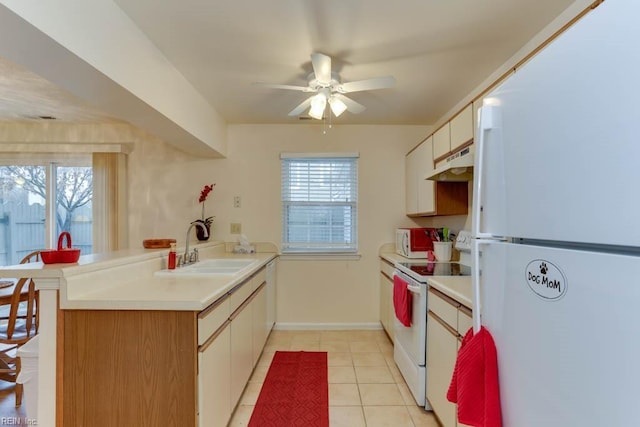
[255,53,396,120]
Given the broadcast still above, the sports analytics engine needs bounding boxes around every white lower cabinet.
[197,263,276,427]
[230,295,254,405]
[266,260,277,330]
[198,322,231,427]
[379,272,392,339]
[426,287,473,427]
[252,283,268,365]
[379,259,395,342]
[427,311,458,427]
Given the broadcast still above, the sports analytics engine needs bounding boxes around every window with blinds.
[281,153,358,253]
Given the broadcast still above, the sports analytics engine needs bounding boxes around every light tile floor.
[229,329,440,427]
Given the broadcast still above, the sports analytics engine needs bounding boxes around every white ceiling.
[0,57,122,124]
[0,0,577,126]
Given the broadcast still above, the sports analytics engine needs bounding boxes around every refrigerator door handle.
[472,105,501,238]
[471,237,503,333]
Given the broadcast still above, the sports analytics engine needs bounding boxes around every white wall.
[130,124,426,326]
[215,124,430,326]
[0,121,455,325]
[128,123,430,326]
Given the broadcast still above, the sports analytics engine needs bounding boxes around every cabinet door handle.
[199,319,231,353]
[428,287,460,308]
[198,293,229,319]
[428,310,457,336]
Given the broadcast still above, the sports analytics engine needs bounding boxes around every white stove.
[392,230,472,407]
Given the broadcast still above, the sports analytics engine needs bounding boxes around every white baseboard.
[273,322,383,331]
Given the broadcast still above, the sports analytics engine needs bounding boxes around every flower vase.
[196,223,211,241]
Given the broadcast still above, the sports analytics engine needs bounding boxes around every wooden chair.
[0,251,40,406]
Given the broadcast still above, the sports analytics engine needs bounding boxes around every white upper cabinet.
[432,103,474,161]
[432,123,451,161]
[450,103,474,153]
[405,135,468,217]
[405,136,435,216]
[405,144,419,214]
[416,137,435,214]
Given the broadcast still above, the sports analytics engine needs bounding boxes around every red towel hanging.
[393,274,412,327]
[447,326,502,427]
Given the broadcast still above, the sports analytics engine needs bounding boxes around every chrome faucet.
[181,222,208,266]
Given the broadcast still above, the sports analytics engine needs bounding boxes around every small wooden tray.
[143,239,176,249]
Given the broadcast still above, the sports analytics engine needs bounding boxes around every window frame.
[0,149,128,265]
[280,152,359,255]
[0,154,92,252]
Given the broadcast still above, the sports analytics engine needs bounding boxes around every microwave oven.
[395,228,435,259]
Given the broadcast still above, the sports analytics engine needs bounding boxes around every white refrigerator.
[472,0,640,425]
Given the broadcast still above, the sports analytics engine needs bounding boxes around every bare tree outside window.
[4,166,92,233]
[0,164,93,265]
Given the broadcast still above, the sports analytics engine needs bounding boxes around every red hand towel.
[393,274,412,327]
[447,326,502,427]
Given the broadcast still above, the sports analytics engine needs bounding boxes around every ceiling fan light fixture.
[309,93,327,120]
[328,97,347,117]
[256,53,395,120]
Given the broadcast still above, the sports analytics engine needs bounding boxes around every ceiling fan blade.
[310,53,332,84]
[288,97,313,116]
[333,94,366,114]
[253,82,315,92]
[339,76,396,93]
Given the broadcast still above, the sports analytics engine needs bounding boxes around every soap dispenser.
[168,242,177,270]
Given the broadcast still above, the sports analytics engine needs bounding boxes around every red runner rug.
[248,351,329,427]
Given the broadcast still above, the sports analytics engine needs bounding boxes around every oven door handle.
[407,284,422,294]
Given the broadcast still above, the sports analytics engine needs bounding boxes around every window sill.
[279,253,362,261]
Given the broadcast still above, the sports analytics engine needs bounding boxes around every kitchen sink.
[154,258,259,277]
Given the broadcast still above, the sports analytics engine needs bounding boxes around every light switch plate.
[230,223,242,234]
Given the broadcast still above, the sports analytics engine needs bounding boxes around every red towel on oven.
[393,274,412,327]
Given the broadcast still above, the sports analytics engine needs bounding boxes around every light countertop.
[0,241,278,312]
[427,276,472,309]
[379,251,410,265]
[61,252,277,311]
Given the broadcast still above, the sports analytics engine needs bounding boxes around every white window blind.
[281,154,358,253]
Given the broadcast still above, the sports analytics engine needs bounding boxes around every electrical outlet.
[230,223,242,234]
[233,196,241,208]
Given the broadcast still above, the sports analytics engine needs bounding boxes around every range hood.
[425,145,474,181]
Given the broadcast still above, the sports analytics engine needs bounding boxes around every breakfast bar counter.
[0,240,279,427]
[0,240,277,311]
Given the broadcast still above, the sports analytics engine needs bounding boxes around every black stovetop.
[397,262,471,277]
